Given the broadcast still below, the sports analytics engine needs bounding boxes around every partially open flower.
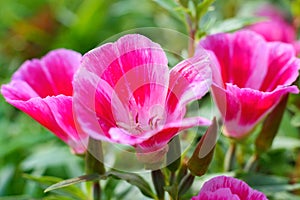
[199,30,300,139]
[1,49,87,154]
[73,34,212,165]
[192,176,268,200]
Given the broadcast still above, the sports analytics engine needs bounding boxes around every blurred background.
[0,0,299,199]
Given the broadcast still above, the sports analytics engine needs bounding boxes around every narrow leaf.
[196,0,215,20]
[208,17,263,34]
[44,171,155,199]
[106,171,155,198]
[44,174,100,192]
[23,174,87,200]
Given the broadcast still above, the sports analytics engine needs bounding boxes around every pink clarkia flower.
[73,34,212,164]
[191,176,268,200]
[247,4,300,56]
[199,30,300,139]
[1,49,88,154]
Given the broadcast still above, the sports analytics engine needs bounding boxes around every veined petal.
[43,95,87,153]
[260,42,300,91]
[73,67,126,142]
[193,188,240,200]
[200,30,269,89]
[41,49,81,96]
[220,83,298,138]
[81,34,169,109]
[1,80,39,101]
[11,49,81,97]
[167,48,212,116]
[11,59,55,98]
[230,30,269,89]
[1,93,85,154]
[194,176,267,200]
[199,33,231,85]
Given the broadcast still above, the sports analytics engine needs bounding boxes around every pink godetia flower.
[199,30,300,139]
[247,3,300,56]
[191,176,268,200]
[73,34,212,165]
[1,49,88,154]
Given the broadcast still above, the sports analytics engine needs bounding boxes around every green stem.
[169,171,176,186]
[85,138,105,200]
[93,181,101,200]
[178,173,195,197]
[185,14,197,58]
[244,154,259,172]
[151,169,165,200]
[224,141,237,172]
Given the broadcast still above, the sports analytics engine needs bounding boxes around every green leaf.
[153,0,185,20]
[105,171,155,199]
[153,0,179,12]
[255,95,288,154]
[0,196,31,200]
[43,195,76,200]
[23,174,87,200]
[45,171,155,199]
[291,113,300,127]
[196,0,215,20]
[44,174,100,192]
[21,145,81,171]
[255,183,300,193]
[237,172,289,186]
[272,136,300,150]
[208,17,263,34]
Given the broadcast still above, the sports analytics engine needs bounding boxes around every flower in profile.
[73,34,212,165]
[1,49,87,154]
[199,30,300,139]
[191,176,268,200]
[247,3,300,56]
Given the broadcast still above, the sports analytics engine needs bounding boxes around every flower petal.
[230,30,269,89]
[1,80,39,101]
[216,83,299,138]
[199,33,231,85]
[200,30,269,89]
[41,49,81,96]
[73,67,125,142]
[260,42,300,91]
[81,34,169,107]
[167,48,212,118]
[292,40,300,56]
[248,20,296,43]
[43,95,87,154]
[193,188,240,200]
[0,92,85,154]
[197,176,267,200]
[11,49,81,97]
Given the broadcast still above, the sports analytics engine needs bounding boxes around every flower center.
[116,105,166,135]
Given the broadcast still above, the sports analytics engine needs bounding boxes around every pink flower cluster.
[1,10,300,198]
